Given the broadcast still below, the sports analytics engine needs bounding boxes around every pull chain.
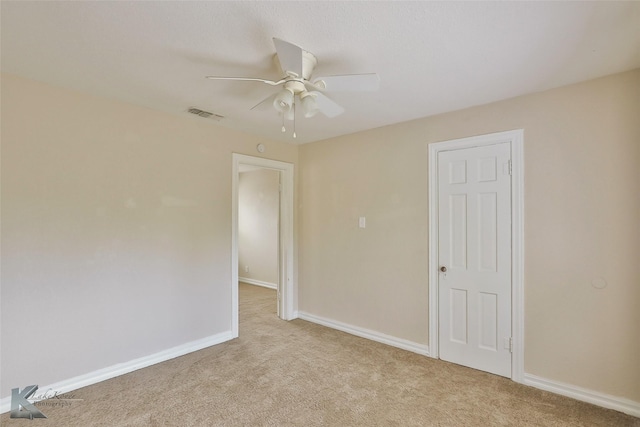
[281,113,286,133]
[292,99,297,139]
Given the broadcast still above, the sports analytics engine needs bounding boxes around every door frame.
[232,153,295,337]
[427,129,524,382]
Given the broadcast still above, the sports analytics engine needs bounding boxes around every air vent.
[187,107,224,121]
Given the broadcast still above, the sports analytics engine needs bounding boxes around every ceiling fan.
[206,37,379,138]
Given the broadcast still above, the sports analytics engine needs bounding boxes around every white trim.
[523,373,640,418]
[232,153,295,339]
[298,311,429,356]
[427,129,525,383]
[511,132,525,383]
[0,331,233,414]
[239,277,277,290]
[427,141,440,358]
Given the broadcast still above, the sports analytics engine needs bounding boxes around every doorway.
[238,166,280,303]
[428,130,524,382]
[232,154,294,338]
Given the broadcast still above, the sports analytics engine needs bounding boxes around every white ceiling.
[2,1,639,144]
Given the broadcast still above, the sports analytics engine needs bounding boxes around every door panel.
[449,288,468,344]
[438,142,512,377]
[478,192,497,272]
[478,292,498,351]
[450,194,467,269]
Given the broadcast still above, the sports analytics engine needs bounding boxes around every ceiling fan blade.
[206,76,285,86]
[250,93,278,111]
[312,92,345,118]
[312,73,380,92]
[273,38,303,77]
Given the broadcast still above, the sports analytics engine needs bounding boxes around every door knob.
[440,266,447,273]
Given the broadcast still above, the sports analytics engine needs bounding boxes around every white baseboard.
[239,277,277,290]
[523,373,640,418]
[1,330,234,414]
[297,311,429,356]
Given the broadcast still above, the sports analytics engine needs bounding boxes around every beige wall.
[239,169,280,285]
[0,73,298,398]
[299,69,640,402]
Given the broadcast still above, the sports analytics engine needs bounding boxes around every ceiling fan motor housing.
[283,80,306,95]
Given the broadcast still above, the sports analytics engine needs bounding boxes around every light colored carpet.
[2,283,638,426]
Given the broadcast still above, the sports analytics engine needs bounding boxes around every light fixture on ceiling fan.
[206,37,379,138]
[272,87,318,118]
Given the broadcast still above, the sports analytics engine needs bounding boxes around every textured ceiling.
[2,1,639,144]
